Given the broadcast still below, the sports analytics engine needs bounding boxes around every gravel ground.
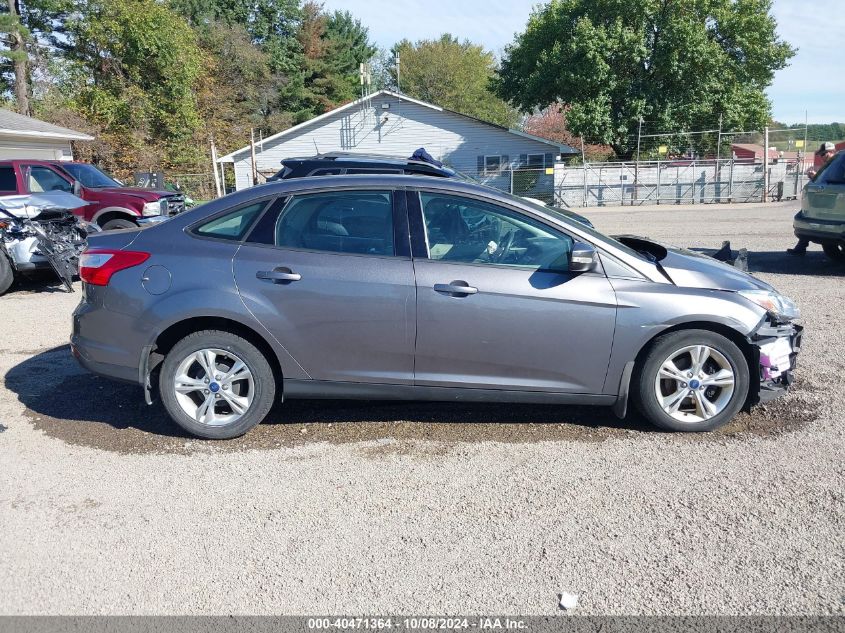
[0,200,843,615]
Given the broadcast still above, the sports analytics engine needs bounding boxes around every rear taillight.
[79,249,150,286]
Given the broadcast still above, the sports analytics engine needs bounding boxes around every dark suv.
[269,152,468,181]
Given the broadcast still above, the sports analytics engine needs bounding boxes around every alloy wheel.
[172,348,254,426]
[653,344,736,423]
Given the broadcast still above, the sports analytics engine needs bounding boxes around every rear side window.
[194,201,266,240]
[309,168,342,176]
[274,190,394,256]
[0,166,16,191]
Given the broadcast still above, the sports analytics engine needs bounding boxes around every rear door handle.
[256,267,301,283]
[434,281,478,296]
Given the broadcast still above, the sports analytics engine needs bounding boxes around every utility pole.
[716,114,723,160]
[581,136,587,207]
[763,126,769,202]
[210,136,222,198]
[634,116,643,206]
[716,114,723,201]
[250,128,258,186]
[394,52,401,93]
[803,110,809,174]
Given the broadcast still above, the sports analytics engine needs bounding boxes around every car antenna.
[313,139,320,155]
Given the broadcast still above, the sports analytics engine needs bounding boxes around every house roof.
[0,109,93,141]
[731,143,779,159]
[218,89,576,163]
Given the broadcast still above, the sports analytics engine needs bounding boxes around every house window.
[484,155,503,175]
[526,154,545,168]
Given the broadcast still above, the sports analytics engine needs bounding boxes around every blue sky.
[321,0,841,124]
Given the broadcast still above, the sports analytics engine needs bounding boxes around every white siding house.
[0,109,93,160]
[218,90,575,192]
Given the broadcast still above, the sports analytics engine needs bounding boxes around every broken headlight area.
[750,318,803,403]
[0,192,93,292]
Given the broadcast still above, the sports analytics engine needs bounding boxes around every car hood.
[93,186,174,201]
[614,235,773,292]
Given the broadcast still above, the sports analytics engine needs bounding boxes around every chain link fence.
[552,158,808,208]
[166,173,218,204]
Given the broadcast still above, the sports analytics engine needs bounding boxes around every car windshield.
[59,163,121,188]
[502,192,647,261]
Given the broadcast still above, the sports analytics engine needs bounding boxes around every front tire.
[101,218,137,231]
[635,329,749,432]
[0,251,13,296]
[822,242,845,261]
[159,330,276,439]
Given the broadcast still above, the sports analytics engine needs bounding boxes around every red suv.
[0,160,185,229]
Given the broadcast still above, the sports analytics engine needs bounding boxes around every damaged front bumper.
[750,319,803,404]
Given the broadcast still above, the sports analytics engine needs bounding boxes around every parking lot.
[0,200,843,615]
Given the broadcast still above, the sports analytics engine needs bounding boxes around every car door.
[233,188,416,385]
[409,190,617,393]
[804,152,845,222]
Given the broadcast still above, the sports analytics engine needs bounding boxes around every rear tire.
[0,251,13,296]
[822,242,845,261]
[159,330,276,439]
[101,218,137,231]
[635,329,749,432]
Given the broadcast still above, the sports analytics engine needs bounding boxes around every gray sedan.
[71,175,802,439]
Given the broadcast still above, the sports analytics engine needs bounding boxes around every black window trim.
[242,186,411,259]
[187,195,280,244]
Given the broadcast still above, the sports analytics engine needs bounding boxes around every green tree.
[324,9,377,84]
[0,1,31,114]
[494,0,795,158]
[394,34,518,127]
[169,0,303,74]
[289,2,377,121]
[57,0,204,171]
[194,21,291,151]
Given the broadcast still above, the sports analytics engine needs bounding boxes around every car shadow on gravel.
[4,345,818,455]
[745,250,845,276]
[5,275,74,295]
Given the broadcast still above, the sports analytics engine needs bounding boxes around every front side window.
[195,201,266,240]
[419,192,573,271]
[26,166,72,193]
[275,190,394,256]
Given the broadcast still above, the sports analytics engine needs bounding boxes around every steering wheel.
[494,229,516,263]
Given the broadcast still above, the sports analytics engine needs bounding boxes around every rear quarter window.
[194,201,267,240]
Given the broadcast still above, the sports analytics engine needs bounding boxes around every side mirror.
[569,242,598,273]
[72,180,83,196]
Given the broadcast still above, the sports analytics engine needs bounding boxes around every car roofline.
[281,154,449,169]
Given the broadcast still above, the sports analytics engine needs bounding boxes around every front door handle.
[434,281,478,296]
[256,267,301,283]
